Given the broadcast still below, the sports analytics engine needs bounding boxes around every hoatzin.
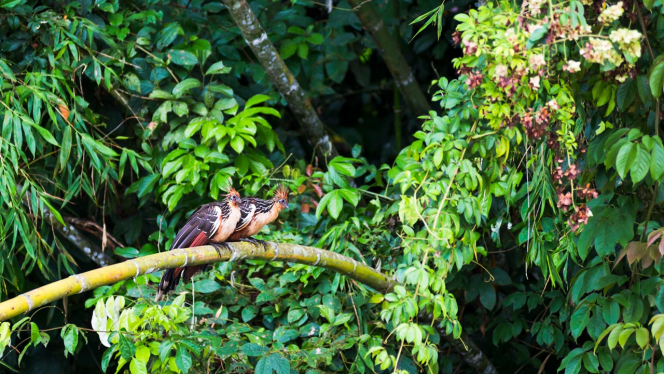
[228,185,289,243]
[155,188,242,301]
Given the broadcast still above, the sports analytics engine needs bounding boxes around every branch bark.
[22,193,115,267]
[48,214,116,267]
[347,0,431,117]
[222,0,338,161]
[0,242,392,321]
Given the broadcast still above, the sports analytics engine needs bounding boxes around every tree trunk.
[347,0,431,116]
[222,0,338,161]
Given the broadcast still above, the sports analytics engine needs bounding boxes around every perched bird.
[228,185,289,243]
[155,188,242,301]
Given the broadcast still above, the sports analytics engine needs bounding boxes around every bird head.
[274,185,289,210]
[226,188,242,207]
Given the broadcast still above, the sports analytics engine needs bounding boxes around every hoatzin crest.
[155,188,242,301]
[228,185,289,243]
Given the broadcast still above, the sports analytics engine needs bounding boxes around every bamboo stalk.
[347,0,431,116]
[222,0,339,161]
[0,242,393,321]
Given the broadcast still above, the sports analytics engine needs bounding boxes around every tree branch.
[0,242,392,321]
[44,211,116,267]
[346,0,431,116]
[221,0,339,161]
[0,240,498,372]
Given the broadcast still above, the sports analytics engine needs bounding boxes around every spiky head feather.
[273,185,289,202]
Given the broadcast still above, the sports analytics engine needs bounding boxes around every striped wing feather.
[157,203,223,296]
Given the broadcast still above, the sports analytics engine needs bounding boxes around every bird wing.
[235,200,257,232]
[157,203,223,298]
[170,204,222,250]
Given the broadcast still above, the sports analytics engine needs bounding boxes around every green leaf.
[255,353,290,374]
[598,348,613,371]
[241,343,268,357]
[168,49,199,67]
[338,188,359,207]
[571,304,591,338]
[268,353,290,374]
[118,333,136,360]
[615,142,636,179]
[587,312,607,340]
[651,141,664,180]
[206,61,231,75]
[175,345,192,373]
[172,78,201,98]
[274,327,299,343]
[618,328,634,348]
[255,356,270,374]
[630,145,650,183]
[172,101,189,117]
[101,346,116,373]
[114,247,139,258]
[526,25,548,48]
[156,23,182,50]
[0,59,15,81]
[60,324,78,357]
[245,94,271,109]
[616,79,637,112]
[287,308,305,323]
[230,136,245,153]
[297,43,309,59]
[29,122,58,146]
[280,42,298,59]
[193,279,221,293]
[608,324,624,350]
[129,358,147,374]
[595,324,619,352]
[242,306,258,322]
[602,299,620,325]
[650,56,664,98]
[635,327,649,349]
[479,281,496,310]
[637,75,652,103]
[328,191,343,219]
[30,322,40,346]
[582,353,600,374]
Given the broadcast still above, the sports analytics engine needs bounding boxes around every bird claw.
[240,237,259,245]
[212,243,230,257]
[240,237,268,249]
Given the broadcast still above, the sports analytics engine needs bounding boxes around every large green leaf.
[650,55,664,98]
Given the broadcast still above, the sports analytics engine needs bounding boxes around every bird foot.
[212,242,231,257]
[240,237,268,248]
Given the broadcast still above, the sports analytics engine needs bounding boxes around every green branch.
[0,242,393,321]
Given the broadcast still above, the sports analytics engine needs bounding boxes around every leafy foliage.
[3,0,664,373]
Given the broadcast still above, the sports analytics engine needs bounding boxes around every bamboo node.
[130,260,141,278]
[314,250,321,266]
[182,249,190,266]
[229,244,239,262]
[22,294,34,311]
[74,274,88,293]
